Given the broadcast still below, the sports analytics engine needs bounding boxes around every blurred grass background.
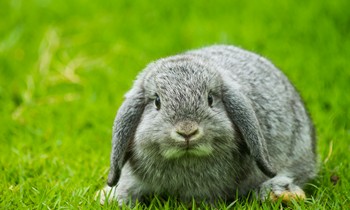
[1,0,350,209]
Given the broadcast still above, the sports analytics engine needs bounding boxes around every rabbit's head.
[107,56,276,186]
[134,57,236,160]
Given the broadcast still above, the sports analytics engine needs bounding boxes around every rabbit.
[96,45,317,206]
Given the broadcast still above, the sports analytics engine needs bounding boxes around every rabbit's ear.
[222,84,276,178]
[107,85,146,186]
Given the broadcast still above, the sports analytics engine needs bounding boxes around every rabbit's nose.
[176,129,199,140]
[175,121,200,141]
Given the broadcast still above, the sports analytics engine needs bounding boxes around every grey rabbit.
[96,45,317,205]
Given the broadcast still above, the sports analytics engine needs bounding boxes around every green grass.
[1,0,350,209]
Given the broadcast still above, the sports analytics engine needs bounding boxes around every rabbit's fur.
[97,45,317,205]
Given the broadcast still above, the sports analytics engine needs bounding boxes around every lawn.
[1,0,350,209]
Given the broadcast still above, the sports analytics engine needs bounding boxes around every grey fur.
[98,45,317,205]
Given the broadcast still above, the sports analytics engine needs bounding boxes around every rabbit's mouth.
[161,143,213,159]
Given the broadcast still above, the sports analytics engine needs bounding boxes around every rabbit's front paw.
[259,175,306,203]
[94,185,119,205]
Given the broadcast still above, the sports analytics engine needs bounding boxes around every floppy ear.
[107,85,146,186]
[222,83,276,178]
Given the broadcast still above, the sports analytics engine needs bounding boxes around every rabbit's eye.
[155,94,161,110]
[208,94,213,107]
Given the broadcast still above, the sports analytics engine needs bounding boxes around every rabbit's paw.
[259,175,306,203]
[94,185,118,205]
[268,189,305,202]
